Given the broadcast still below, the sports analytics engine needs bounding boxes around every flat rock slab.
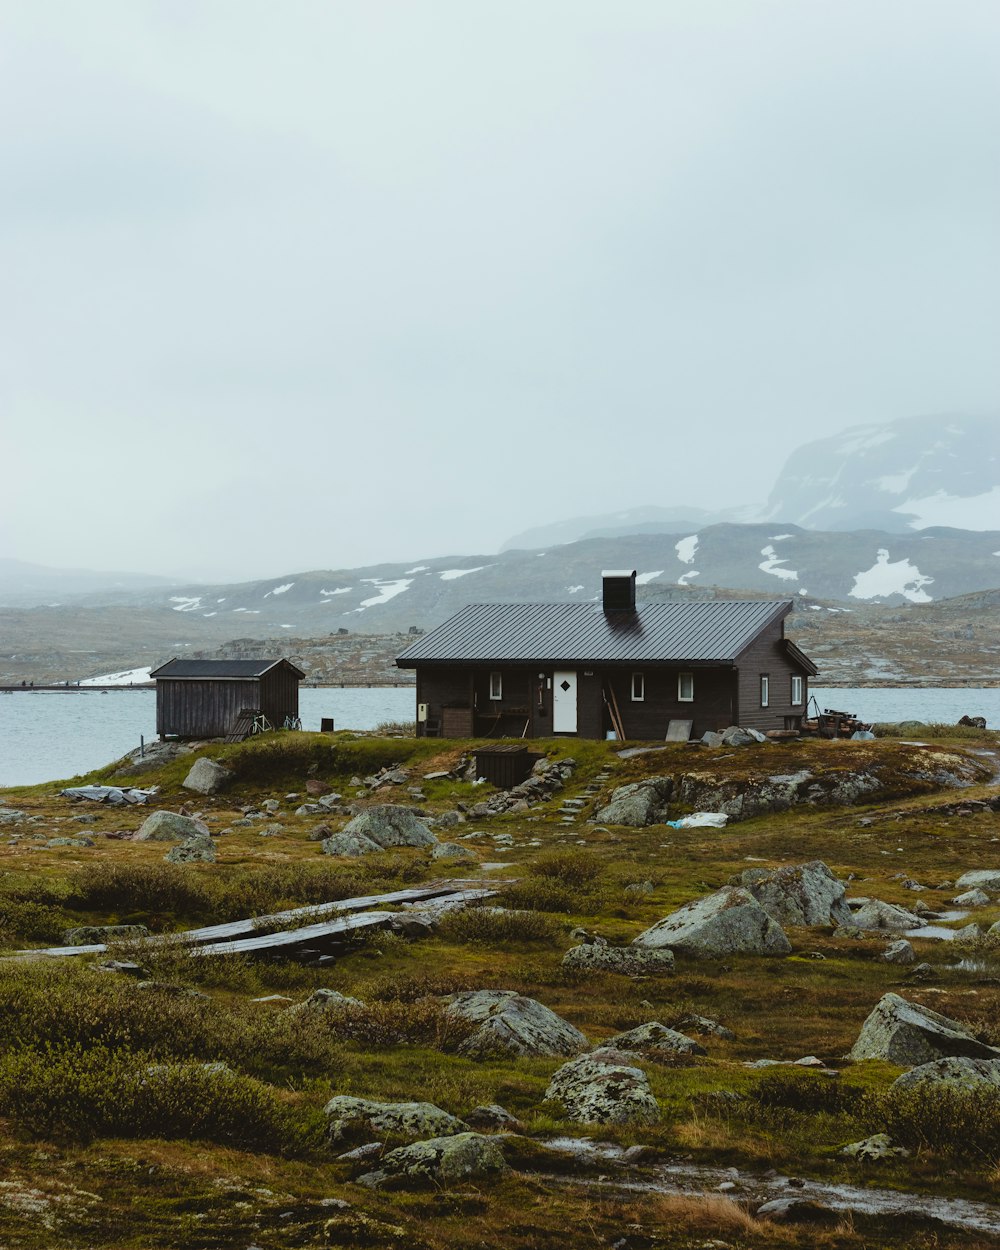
[848,992,1000,1066]
[849,900,921,931]
[340,805,437,849]
[561,944,674,976]
[955,870,1000,892]
[632,886,792,958]
[446,989,589,1058]
[324,1095,467,1144]
[892,1056,1000,1091]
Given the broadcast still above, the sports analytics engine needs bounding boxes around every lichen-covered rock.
[181,757,233,796]
[591,777,673,827]
[953,888,991,908]
[465,1103,524,1132]
[356,1132,508,1188]
[561,944,675,976]
[544,1049,660,1125]
[606,1022,706,1056]
[891,1056,1000,1091]
[164,833,216,864]
[321,831,382,857]
[840,1133,910,1161]
[955,869,1000,892]
[632,887,792,958]
[735,861,851,927]
[323,1096,467,1144]
[295,988,363,1012]
[339,805,437,849]
[135,810,209,842]
[880,940,916,965]
[847,992,1000,1065]
[446,989,589,1058]
[849,900,921,931]
[62,924,149,946]
[431,841,476,861]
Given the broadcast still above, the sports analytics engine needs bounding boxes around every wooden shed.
[150,658,305,740]
[395,571,818,742]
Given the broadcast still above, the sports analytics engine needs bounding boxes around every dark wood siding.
[157,678,262,738]
[735,622,809,731]
[416,667,474,737]
[603,666,736,741]
[259,667,301,727]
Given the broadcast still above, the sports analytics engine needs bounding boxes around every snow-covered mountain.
[762,413,1000,532]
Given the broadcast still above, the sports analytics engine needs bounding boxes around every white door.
[552,670,578,733]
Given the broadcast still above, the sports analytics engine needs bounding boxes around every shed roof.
[150,659,305,680]
[396,599,796,667]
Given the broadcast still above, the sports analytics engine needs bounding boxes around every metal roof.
[396,600,794,666]
[150,659,305,680]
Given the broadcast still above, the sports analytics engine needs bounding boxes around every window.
[791,675,803,706]
[678,672,694,702]
[760,674,769,707]
[489,671,502,700]
[631,672,644,701]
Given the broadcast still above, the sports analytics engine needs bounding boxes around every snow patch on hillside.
[894,487,1000,531]
[678,570,700,586]
[769,533,794,541]
[675,535,698,564]
[170,596,202,612]
[567,585,584,594]
[759,545,798,581]
[356,578,413,610]
[439,566,489,580]
[874,467,918,493]
[233,608,261,614]
[79,667,152,686]
[849,549,934,603]
[636,570,663,585]
[265,583,294,597]
[320,587,352,597]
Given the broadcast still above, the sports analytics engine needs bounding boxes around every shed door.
[553,670,578,733]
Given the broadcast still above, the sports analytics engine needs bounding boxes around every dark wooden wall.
[157,679,263,738]
[734,622,809,731]
[157,667,301,738]
[603,667,736,740]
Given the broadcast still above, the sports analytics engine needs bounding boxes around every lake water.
[1,684,997,789]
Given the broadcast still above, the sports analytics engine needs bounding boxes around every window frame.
[488,671,502,701]
[631,671,644,702]
[791,674,803,706]
[677,671,694,702]
[760,674,770,707]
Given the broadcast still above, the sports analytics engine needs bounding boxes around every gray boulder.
[606,1022,706,1057]
[849,900,921,931]
[561,944,675,976]
[340,805,437,849]
[592,777,672,827]
[880,940,916,965]
[632,887,792,958]
[847,992,1000,1065]
[445,989,589,1058]
[295,989,363,1012]
[323,1095,467,1144]
[544,1049,660,1125]
[321,831,382,858]
[953,888,991,908]
[840,1133,910,1161]
[62,924,149,946]
[955,869,1000,892]
[721,726,755,747]
[165,833,216,864]
[356,1132,508,1188]
[181,757,233,796]
[700,731,724,747]
[892,1056,1000,1091]
[431,841,477,861]
[736,861,851,927]
[135,810,209,842]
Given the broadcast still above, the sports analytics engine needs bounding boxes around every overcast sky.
[2,1,998,583]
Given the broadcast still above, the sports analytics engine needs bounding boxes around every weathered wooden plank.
[9,880,496,960]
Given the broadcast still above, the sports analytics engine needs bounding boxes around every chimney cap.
[601,568,637,579]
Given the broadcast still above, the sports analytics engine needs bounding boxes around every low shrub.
[317,998,477,1051]
[750,1070,865,1116]
[0,1043,316,1152]
[436,907,560,945]
[68,863,212,919]
[527,851,604,889]
[0,899,70,945]
[864,1084,1000,1161]
[500,878,581,914]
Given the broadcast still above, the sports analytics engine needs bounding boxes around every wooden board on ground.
[665,719,694,742]
[11,880,494,960]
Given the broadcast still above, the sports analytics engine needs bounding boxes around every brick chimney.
[602,569,637,612]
